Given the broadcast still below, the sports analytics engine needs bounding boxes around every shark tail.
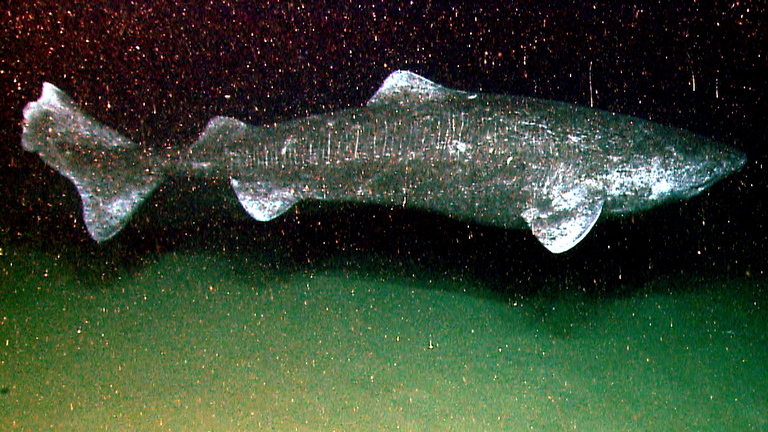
[21,83,165,241]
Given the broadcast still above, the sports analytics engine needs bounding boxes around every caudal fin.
[21,83,165,241]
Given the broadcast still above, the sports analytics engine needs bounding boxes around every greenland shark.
[21,71,745,253]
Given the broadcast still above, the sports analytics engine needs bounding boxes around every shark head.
[520,112,746,254]
[602,122,747,214]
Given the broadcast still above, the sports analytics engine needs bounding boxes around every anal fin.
[231,179,300,221]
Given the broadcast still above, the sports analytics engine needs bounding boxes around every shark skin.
[21,71,746,253]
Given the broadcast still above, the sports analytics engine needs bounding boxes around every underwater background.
[1,1,766,430]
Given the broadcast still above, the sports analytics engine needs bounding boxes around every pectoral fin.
[522,188,605,254]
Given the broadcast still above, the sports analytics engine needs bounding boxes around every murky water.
[1,245,765,431]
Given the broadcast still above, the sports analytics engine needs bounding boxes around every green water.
[0,245,765,431]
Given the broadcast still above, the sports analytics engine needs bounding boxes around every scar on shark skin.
[21,71,746,253]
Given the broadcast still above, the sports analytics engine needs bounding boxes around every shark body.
[21,71,745,253]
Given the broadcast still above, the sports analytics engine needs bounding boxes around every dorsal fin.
[366,71,474,107]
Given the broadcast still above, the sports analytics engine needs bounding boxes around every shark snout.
[723,147,748,173]
[689,145,746,194]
